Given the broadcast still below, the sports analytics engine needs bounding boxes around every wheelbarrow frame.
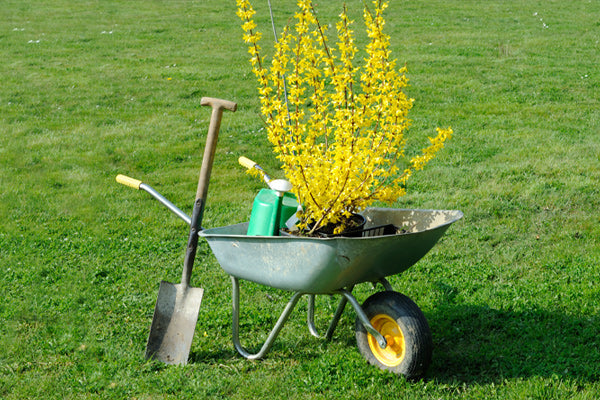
[230,276,396,359]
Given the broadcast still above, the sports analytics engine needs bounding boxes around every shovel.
[144,97,237,365]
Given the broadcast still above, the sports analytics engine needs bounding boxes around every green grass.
[1,0,599,398]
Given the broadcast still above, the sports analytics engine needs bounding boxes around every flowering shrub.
[236,0,452,234]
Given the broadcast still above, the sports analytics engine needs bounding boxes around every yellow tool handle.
[238,156,257,170]
[116,174,142,190]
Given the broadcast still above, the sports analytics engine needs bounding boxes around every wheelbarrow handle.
[116,174,142,190]
[238,156,271,183]
[238,156,257,170]
[115,174,192,225]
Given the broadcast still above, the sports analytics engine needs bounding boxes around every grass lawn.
[1,0,599,398]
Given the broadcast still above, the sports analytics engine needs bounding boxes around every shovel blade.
[145,281,204,365]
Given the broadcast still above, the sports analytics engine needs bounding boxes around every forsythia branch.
[236,0,453,234]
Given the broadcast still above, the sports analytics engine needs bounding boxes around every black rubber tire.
[355,291,432,380]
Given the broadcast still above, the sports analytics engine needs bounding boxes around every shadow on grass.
[188,288,599,384]
[189,348,238,364]
[427,304,600,383]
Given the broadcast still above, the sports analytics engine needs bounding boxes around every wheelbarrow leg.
[309,283,394,343]
[231,276,304,360]
[324,293,349,340]
[307,295,320,338]
[307,285,355,340]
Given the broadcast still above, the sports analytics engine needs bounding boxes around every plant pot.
[283,213,366,238]
[318,213,366,237]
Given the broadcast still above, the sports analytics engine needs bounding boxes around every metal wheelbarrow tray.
[200,208,462,293]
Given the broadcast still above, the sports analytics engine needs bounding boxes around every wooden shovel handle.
[195,98,237,203]
[181,97,237,288]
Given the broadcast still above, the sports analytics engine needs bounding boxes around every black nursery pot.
[312,213,366,238]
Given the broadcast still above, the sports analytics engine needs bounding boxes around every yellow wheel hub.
[367,314,405,367]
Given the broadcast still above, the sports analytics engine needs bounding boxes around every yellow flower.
[236,0,453,234]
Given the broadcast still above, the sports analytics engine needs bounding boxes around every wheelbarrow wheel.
[355,291,432,380]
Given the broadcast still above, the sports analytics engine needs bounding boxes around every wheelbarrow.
[116,99,463,379]
[200,207,462,379]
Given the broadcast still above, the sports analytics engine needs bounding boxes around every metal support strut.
[231,276,304,360]
[336,289,388,349]
[307,285,354,340]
